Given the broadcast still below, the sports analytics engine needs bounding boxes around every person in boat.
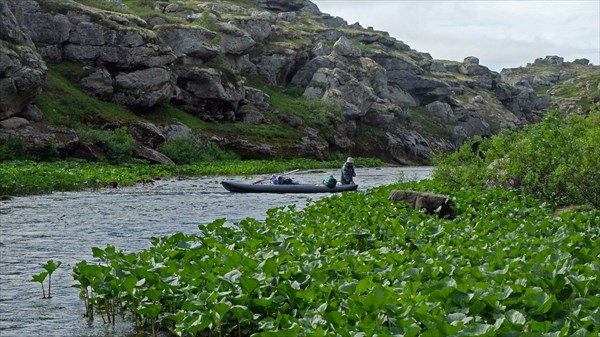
[341,157,356,185]
[270,174,279,184]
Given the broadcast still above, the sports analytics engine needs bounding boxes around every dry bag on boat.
[322,175,337,188]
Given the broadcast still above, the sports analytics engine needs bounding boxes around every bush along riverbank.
[71,181,599,336]
[0,158,384,196]
[69,105,599,336]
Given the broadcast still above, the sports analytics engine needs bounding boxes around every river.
[0,166,432,337]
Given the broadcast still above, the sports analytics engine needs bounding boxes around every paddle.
[253,169,300,184]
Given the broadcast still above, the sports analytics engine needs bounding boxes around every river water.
[0,166,432,337]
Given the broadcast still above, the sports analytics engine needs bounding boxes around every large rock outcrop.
[2,0,595,165]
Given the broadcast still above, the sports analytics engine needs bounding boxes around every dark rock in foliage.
[112,68,177,108]
[133,143,175,165]
[0,122,79,158]
[237,105,268,125]
[210,134,277,159]
[389,190,452,217]
[81,69,114,99]
[127,121,166,149]
[294,128,329,161]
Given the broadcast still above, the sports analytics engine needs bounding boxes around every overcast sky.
[310,0,600,72]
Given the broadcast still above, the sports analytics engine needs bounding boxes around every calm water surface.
[0,167,432,337]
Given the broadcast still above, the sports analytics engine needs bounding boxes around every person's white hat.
[346,157,354,163]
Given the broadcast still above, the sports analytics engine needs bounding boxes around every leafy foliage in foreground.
[72,181,599,336]
[434,105,600,208]
[0,158,383,196]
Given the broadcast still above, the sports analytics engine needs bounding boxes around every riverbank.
[0,158,386,196]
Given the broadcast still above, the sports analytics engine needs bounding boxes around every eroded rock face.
[127,121,166,149]
[154,25,219,63]
[0,122,79,158]
[112,67,177,108]
[0,1,46,120]
[1,0,583,165]
[0,0,33,45]
[0,47,47,119]
[21,3,176,68]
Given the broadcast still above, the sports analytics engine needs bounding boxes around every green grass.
[34,63,139,128]
[0,158,384,196]
[246,77,345,131]
[405,106,453,138]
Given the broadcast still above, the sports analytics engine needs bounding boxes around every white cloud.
[311,0,600,71]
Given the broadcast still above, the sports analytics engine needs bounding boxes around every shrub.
[78,128,135,164]
[0,136,28,160]
[158,137,205,165]
[158,137,239,164]
[434,104,600,207]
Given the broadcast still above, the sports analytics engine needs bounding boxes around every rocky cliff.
[1,0,598,164]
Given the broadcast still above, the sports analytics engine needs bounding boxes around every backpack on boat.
[322,175,337,188]
[278,176,294,185]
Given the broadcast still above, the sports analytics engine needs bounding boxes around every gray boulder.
[278,12,298,22]
[210,134,277,159]
[317,14,348,28]
[154,25,219,63]
[18,104,43,122]
[0,117,29,129]
[0,122,79,158]
[237,105,268,125]
[175,67,243,102]
[0,44,47,120]
[244,86,270,110]
[133,143,175,165]
[294,128,329,161]
[0,0,32,45]
[217,23,256,55]
[333,36,361,58]
[426,101,456,122]
[159,122,195,141]
[127,121,166,148]
[534,56,564,66]
[112,67,177,108]
[385,128,432,165]
[308,68,378,118]
[573,58,589,65]
[81,69,114,99]
[253,47,311,86]
[230,18,272,41]
[291,55,335,87]
[174,66,244,121]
